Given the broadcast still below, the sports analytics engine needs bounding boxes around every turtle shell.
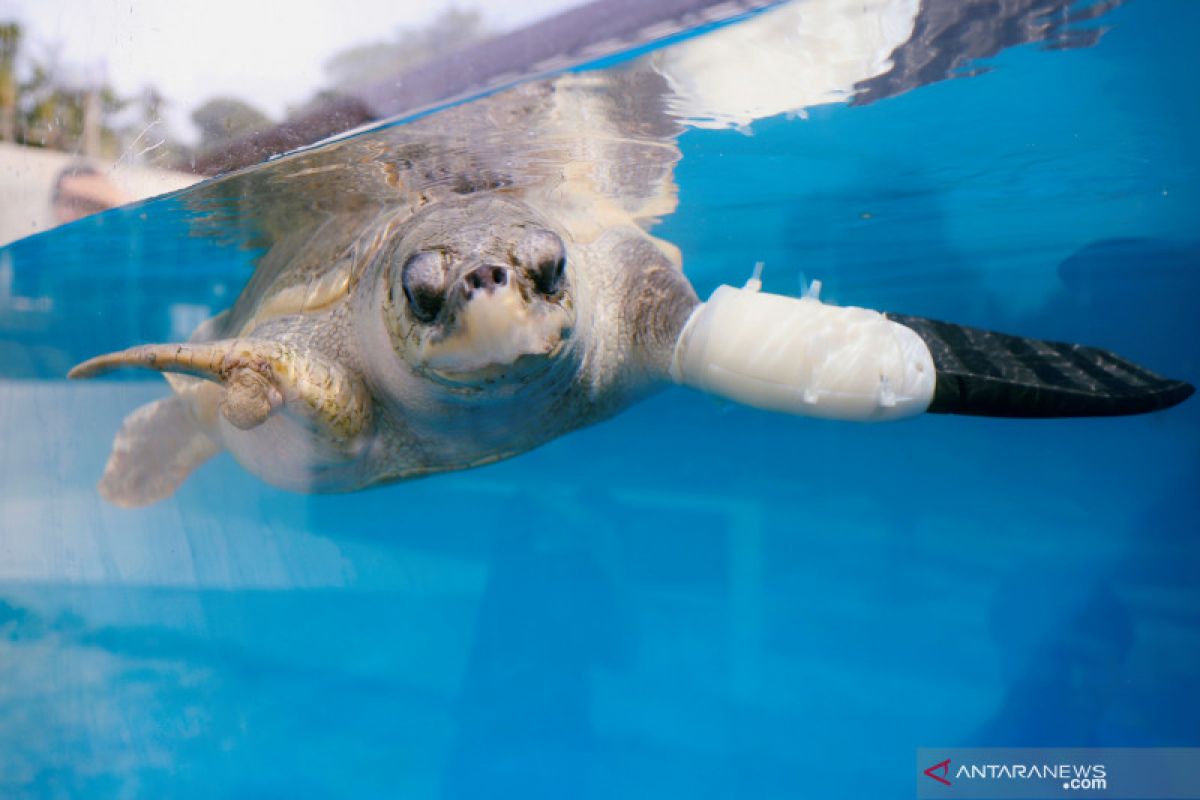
[181,67,685,341]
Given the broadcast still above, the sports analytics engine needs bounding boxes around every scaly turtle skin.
[70,71,700,506]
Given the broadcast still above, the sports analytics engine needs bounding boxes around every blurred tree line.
[0,9,490,171]
[0,22,188,165]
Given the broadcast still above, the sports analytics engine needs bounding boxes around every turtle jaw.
[372,264,575,401]
[401,255,574,384]
[422,338,572,390]
[417,293,575,389]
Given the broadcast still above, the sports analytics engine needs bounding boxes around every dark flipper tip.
[887,313,1194,419]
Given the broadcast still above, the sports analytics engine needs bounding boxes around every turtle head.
[374,195,575,384]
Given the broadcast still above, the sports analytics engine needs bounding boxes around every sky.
[0,0,586,144]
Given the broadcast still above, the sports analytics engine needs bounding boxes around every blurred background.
[0,0,589,244]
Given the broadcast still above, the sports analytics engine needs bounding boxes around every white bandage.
[670,283,936,421]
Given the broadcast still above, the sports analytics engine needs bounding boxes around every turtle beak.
[419,262,571,374]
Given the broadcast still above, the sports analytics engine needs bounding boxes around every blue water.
[2,2,1199,797]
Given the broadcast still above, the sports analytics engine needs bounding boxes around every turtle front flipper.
[70,338,374,462]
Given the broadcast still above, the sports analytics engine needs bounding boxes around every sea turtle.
[69,65,1192,507]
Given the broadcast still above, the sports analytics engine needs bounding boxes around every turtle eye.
[401,250,447,323]
[519,229,566,295]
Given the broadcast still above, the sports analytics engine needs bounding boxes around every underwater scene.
[1,0,1198,797]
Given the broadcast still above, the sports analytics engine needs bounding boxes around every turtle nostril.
[463,265,508,294]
